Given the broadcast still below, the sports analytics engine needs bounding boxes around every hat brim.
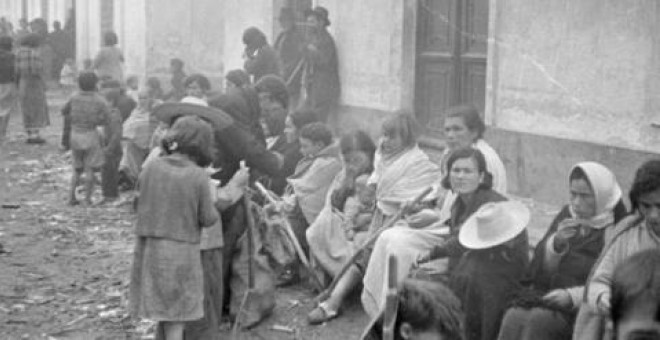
[458,201,531,249]
[152,102,233,131]
[304,9,330,26]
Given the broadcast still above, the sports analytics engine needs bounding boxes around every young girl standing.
[130,115,219,340]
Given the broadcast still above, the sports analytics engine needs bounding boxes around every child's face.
[355,180,374,206]
[127,79,138,90]
[137,92,153,109]
[186,81,204,99]
[299,137,323,158]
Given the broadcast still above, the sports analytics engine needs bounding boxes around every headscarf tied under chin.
[569,161,622,229]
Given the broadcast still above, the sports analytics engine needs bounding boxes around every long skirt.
[130,237,204,321]
[361,222,448,318]
[18,75,49,131]
[0,83,17,140]
[155,248,224,340]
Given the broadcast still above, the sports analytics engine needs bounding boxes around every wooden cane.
[231,191,257,338]
[314,186,433,303]
[286,58,306,87]
[254,181,325,291]
[382,255,399,340]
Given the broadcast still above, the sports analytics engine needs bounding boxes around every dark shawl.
[439,188,507,270]
[274,27,304,89]
[303,28,340,118]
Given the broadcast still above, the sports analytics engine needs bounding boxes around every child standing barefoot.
[61,72,111,205]
[130,115,219,340]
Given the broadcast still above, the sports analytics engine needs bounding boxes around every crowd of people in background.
[2,6,660,340]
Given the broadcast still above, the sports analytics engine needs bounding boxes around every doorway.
[415,0,489,133]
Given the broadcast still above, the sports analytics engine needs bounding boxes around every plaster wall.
[488,0,660,153]
[115,0,146,79]
[316,0,410,112]
[75,0,101,68]
[0,0,24,24]
[144,0,226,89]
[222,0,275,86]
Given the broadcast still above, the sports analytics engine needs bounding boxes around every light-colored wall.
[316,0,409,112]
[115,0,146,80]
[145,0,226,89]
[222,0,275,86]
[487,0,660,153]
[75,0,102,68]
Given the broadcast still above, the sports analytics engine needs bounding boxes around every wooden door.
[415,0,489,132]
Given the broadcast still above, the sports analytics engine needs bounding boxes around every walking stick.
[314,187,433,303]
[254,181,325,292]
[231,190,257,339]
[286,58,306,87]
[382,255,399,340]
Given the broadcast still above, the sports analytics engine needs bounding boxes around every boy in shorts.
[61,72,111,205]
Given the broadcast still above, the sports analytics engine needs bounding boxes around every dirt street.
[0,90,369,340]
[0,90,557,340]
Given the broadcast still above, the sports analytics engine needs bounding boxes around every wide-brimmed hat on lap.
[458,201,530,249]
[152,102,233,131]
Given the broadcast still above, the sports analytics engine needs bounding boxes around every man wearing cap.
[274,7,305,109]
[303,6,341,123]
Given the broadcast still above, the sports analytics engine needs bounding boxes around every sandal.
[307,302,339,325]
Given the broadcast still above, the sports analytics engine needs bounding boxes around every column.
[75,0,101,65]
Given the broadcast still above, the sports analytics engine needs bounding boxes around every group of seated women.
[263,104,660,340]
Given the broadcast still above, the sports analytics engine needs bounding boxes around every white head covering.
[569,161,622,228]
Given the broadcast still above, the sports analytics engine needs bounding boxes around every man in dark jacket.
[243,27,281,83]
[303,6,341,123]
[274,7,305,109]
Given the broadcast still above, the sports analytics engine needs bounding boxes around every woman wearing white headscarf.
[497,162,626,340]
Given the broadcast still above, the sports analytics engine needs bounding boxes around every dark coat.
[267,135,302,195]
[304,28,340,120]
[436,188,507,270]
[450,230,529,340]
[527,206,604,291]
[244,44,281,82]
[274,27,305,91]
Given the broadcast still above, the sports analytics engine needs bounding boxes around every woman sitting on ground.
[415,147,525,340]
[305,130,377,283]
[497,162,626,340]
[307,113,441,324]
[438,105,507,220]
[361,279,465,340]
[264,109,318,195]
[573,159,660,340]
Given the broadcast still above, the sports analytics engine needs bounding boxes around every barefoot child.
[342,173,375,241]
[130,115,219,340]
[61,72,111,205]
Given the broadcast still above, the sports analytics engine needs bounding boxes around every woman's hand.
[542,289,573,308]
[406,209,441,229]
[229,165,250,189]
[553,219,581,252]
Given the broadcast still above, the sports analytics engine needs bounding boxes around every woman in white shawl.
[359,105,508,318]
[308,113,441,324]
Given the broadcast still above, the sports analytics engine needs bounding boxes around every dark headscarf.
[208,89,265,144]
[242,27,267,50]
[226,69,251,88]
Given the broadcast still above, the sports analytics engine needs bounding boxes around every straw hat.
[458,201,530,249]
